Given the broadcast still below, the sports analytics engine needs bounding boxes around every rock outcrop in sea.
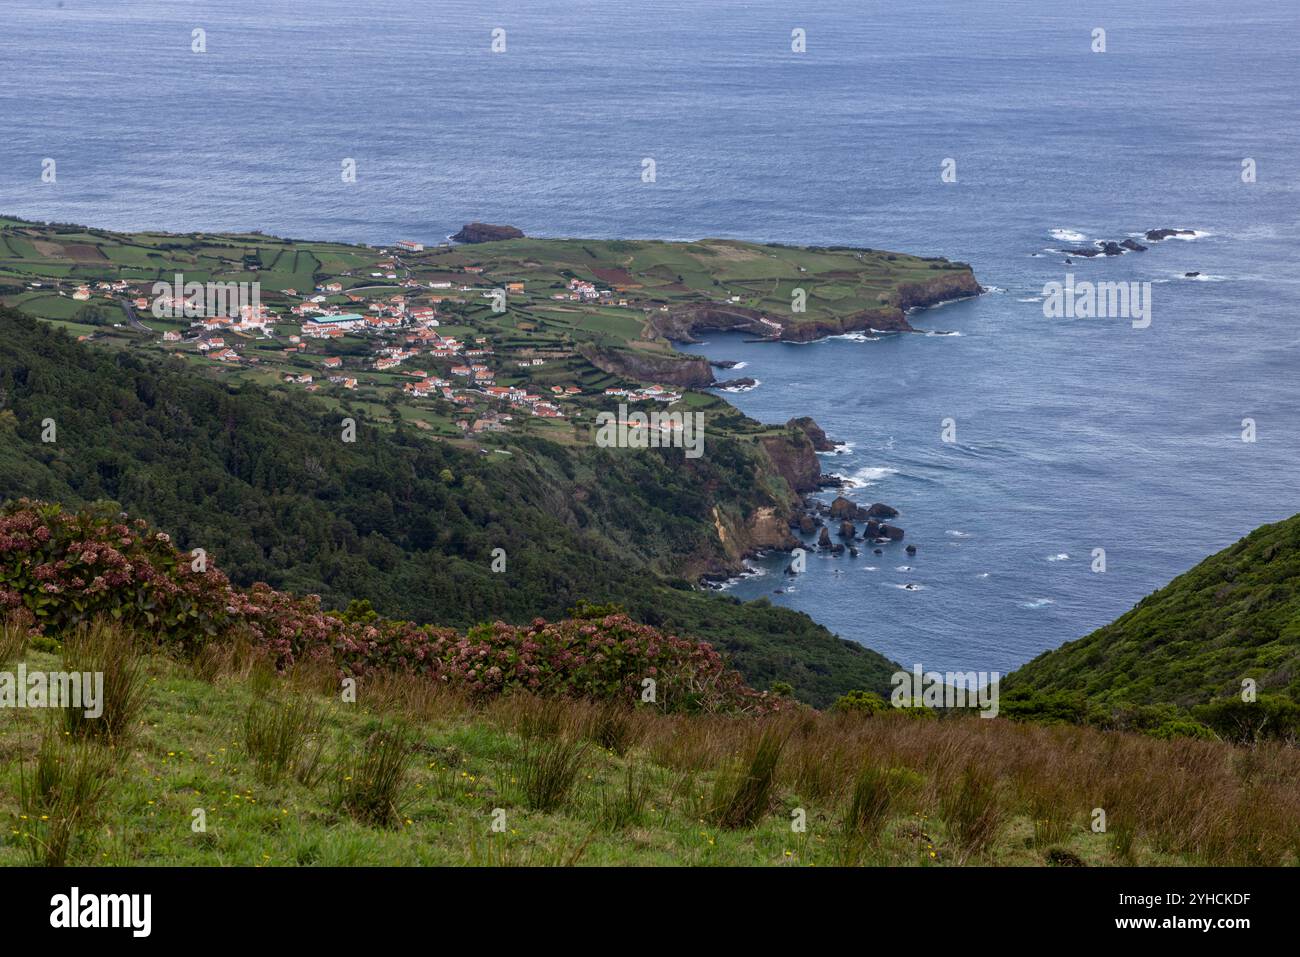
[452,222,525,243]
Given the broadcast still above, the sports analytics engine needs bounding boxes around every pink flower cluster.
[0,501,784,714]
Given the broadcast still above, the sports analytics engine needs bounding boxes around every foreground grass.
[1,647,1297,867]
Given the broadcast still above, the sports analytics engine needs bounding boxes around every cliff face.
[579,344,715,388]
[684,424,829,579]
[889,269,983,311]
[777,305,912,341]
[704,505,799,575]
[649,304,767,343]
[788,416,836,451]
[758,429,822,495]
[650,267,981,344]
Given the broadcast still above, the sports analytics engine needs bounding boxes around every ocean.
[2,0,1297,675]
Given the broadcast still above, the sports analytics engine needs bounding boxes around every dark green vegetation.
[1007,514,1300,740]
[0,310,894,705]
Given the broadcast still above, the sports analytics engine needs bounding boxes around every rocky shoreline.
[699,417,914,588]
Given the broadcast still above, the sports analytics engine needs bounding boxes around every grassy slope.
[4,644,1295,867]
[1009,514,1300,708]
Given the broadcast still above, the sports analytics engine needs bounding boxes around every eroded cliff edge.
[651,267,981,344]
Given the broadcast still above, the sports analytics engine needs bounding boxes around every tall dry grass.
[60,619,149,743]
[0,613,30,667]
[18,728,114,866]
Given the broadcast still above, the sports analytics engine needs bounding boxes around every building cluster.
[53,242,695,438]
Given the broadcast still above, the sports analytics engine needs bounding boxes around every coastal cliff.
[889,269,983,312]
[684,423,824,579]
[578,343,716,388]
[758,428,823,495]
[651,266,981,343]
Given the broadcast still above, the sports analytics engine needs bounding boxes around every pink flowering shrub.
[0,501,784,714]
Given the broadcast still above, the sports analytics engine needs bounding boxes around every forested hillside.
[1008,513,1300,729]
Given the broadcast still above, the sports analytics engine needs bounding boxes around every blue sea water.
[1,0,1297,675]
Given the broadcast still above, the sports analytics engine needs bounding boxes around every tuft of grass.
[243,695,324,785]
[61,619,149,743]
[598,764,651,830]
[708,727,785,829]
[332,724,413,827]
[940,764,1006,864]
[18,728,113,866]
[845,766,895,837]
[515,737,587,813]
[1029,792,1074,848]
[837,765,918,865]
[0,613,30,667]
[581,701,642,756]
[1109,816,1139,864]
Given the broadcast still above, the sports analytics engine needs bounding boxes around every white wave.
[840,465,899,489]
[1020,597,1055,608]
[976,572,990,579]
[1181,273,1228,282]
[1046,553,1069,562]
[923,330,962,337]
[946,530,971,538]
[720,379,760,393]
[716,564,767,590]
[895,565,912,572]
[730,361,748,369]
[863,565,879,572]
[1050,228,1088,243]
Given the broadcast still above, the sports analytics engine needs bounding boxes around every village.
[52,253,685,440]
